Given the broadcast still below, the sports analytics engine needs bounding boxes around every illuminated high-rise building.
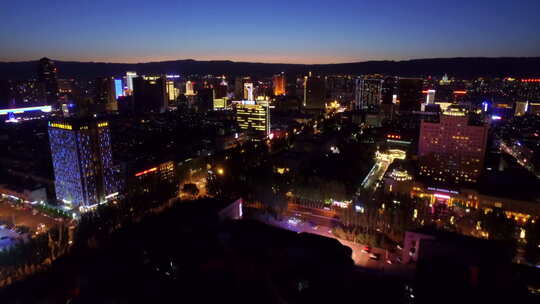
[273,73,286,96]
[166,81,179,102]
[418,105,488,184]
[243,82,254,101]
[48,119,117,208]
[114,79,124,99]
[304,73,326,110]
[213,80,229,110]
[235,102,270,136]
[125,71,137,95]
[235,76,251,99]
[355,78,383,110]
[185,80,195,96]
[421,89,436,111]
[38,57,58,104]
[425,89,436,104]
[132,76,167,113]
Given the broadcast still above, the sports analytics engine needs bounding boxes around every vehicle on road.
[369,253,380,260]
[361,246,371,254]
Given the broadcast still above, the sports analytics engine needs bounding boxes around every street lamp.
[217,168,224,175]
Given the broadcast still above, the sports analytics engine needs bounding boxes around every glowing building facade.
[48,119,117,207]
[243,82,254,101]
[273,73,286,96]
[355,78,383,110]
[114,79,124,99]
[185,80,195,96]
[418,105,488,183]
[235,102,270,136]
[125,71,137,95]
[166,81,179,102]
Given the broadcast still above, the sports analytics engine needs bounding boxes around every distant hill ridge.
[1,57,539,79]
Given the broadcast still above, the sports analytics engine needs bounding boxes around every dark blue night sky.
[1,0,539,63]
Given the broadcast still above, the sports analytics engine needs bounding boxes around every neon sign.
[0,105,52,115]
[135,167,157,177]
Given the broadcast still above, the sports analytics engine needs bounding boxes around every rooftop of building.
[477,152,540,202]
[410,226,511,257]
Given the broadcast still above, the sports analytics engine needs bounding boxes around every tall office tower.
[421,89,436,111]
[425,89,436,104]
[166,80,179,102]
[235,76,251,99]
[114,79,124,99]
[213,81,228,110]
[243,82,254,101]
[235,102,270,136]
[273,73,286,96]
[418,105,488,184]
[95,77,118,112]
[132,76,167,114]
[355,78,383,110]
[48,119,117,207]
[38,57,58,104]
[125,71,137,95]
[382,76,398,104]
[398,78,424,112]
[303,74,326,110]
[214,81,228,99]
[185,80,195,96]
[195,88,213,112]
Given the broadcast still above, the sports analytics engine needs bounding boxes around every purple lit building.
[48,119,118,208]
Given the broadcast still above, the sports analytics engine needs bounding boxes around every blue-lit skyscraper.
[114,79,123,99]
[48,119,117,208]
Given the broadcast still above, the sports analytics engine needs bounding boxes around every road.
[254,213,414,278]
[361,159,390,191]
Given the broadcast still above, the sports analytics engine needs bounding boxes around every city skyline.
[2,1,540,301]
[1,0,540,64]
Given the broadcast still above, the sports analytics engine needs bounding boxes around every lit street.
[255,212,414,278]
